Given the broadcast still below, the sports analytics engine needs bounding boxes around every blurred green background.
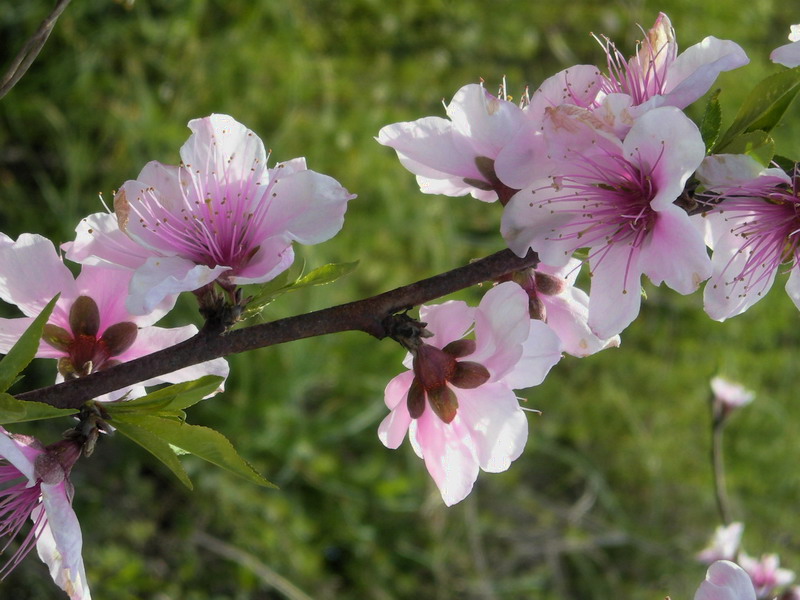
[1,0,799,598]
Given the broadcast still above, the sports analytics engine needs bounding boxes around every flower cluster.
[0,114,353,596]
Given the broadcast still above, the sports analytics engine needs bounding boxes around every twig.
[711,422,732,525]
[192,530,315,600]
[0,0,72,99]
[17,248,538,409]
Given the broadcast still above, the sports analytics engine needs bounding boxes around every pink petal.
[696,155,789,189]
[526,65,603,121]
[228,239,294,285]
[180,114,269,187]
[641,206,711,294]
[541,287,620,357]
[258,169,353,245]
[772,40,800,67]
[623,107,705,209]
[494,124,550,190]
[445,84,526,156]
[419,301,475,349]
[37,483,91,600]
[455,383,528,472]
[470,282,529,378]
[786,267,800,311]
[377,117,480,180]
[0,428,38,480]
[126,256,228,315]
[703,216,777,321]
[665,38,749,108]
[500,185,580,264]
[65,212,152,270]
[501,319,562,389]
[587,243,644,339]
[0,234,77,317]
[413,412,479,506]
[694,560,756,600]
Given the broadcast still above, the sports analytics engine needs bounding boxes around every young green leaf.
[0,393,78,424]
[111,416,194,490]
[112,413,274,488]
[700,89,722,152]
[0,294,59,393]
[103,375,226,416]
[291,261,359,291]
[719,131,775,166]
[714,67,800,152]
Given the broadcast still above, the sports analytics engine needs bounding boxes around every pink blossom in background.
[0,233,228,400]
[378,281,562,506]
[0,428,90,599]
[501,106,711,339]
[771,24,800,67]
[697,522,745,564]
[69,114,354,315]
[696,154,800,320]
[739,553,796,599]
[710,377,755,416]
[377,83,527,203]
[695,561,756,600]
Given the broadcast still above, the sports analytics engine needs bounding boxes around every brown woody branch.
[17,249,538,410]
[0,0,72,100]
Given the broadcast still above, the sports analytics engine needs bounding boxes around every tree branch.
[17,248,538,409]
[0,0,72,100]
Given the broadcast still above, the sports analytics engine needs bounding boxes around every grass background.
[1,0,799,598]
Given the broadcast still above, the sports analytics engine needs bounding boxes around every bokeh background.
[1,1,799,598]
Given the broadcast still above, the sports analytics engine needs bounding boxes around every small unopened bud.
[534,271,567,296]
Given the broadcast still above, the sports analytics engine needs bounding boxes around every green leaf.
[720,131,775,166]
[0,392,78,424]
[111,416,193,489]
[240,259,306,318]
[103,375,226,416]
[112,413,274,488]
[241,259,358,319]
[700,89,722,152]
[714,67,800,152]
[0,295,59,393]
[291,261,359,291]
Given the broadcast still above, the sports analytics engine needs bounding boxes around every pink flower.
[501,106,711,338]
[695,561,757,600]
[697,522,745,564]
[711,377,755,416]
[696,154,800,320]
[378,281,562,506]
[69,114,354,315]
[0,233,228,400]
[0,428,90,599]
[377,83,526,203]
[771,25,800,67]
[592,12,748,117]
[739,553,796,599]
[739,552,795,600]
[505,259,621,357]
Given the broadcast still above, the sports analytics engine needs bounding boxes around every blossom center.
[41,295,137,379]
[407,340,490,424]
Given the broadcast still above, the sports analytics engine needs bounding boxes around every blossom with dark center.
[0,428,89,599]
[696,154,800,320]
[0,233,228,400]
[67,114,354,315]
[379,282,562,506]
[502,106,710,338]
